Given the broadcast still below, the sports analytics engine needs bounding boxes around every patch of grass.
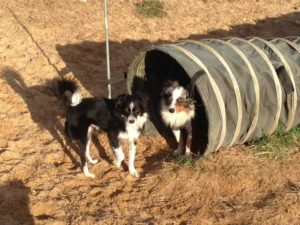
[199,166,207,173]
[174,155,196,170]
[249,126,300,159]
[136,0,167,18]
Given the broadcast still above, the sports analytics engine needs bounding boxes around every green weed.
[249,126,300,159]
[136,0,167,17]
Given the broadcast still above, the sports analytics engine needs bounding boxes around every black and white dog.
[160,80,195,156]
[57,79,148,178]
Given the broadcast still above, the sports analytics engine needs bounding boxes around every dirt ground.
[1,0,300,224]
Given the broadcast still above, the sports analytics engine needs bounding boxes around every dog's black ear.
[162,80,179,89]
[135,91,149,111]
[161,80,180,97]
[160,80,175,97]
[114,94,127,109]
[133,90,148,101]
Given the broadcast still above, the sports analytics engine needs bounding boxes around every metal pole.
[104,0,111,99]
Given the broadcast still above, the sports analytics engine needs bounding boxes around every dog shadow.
[3,68,115,168]
[2,68,81,169]
[92,135,113,165]
[0,180,35,225]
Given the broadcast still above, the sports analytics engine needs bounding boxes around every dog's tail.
[57,78,82,106]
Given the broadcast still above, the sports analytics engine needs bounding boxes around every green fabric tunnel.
[126,37,300,155]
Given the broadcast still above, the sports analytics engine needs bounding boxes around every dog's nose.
[169,108,175,113]
[129,119,135,124]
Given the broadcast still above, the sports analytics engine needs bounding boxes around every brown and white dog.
[160,80,195,156]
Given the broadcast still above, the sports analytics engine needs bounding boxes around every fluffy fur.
[57,79,148,178]
[160,80,195,156]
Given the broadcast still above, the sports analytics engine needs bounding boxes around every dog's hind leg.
[86,126,98,165]
[79,137,96,178]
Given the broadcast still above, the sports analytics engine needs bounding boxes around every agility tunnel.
[126,37,300,155]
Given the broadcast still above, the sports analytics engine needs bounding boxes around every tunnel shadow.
[56,39,155,98]
[56,11,300,97]
[0,180,34,225]
[188,11,300,40]
[140,147,174,177]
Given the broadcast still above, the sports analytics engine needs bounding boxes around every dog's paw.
[173,148,183,156]
[89,159,99,165]
[184,151,192,157]
[114,160,122,168]
[83,165,96,178]
[85,173,96,178]
[129,168,139,177]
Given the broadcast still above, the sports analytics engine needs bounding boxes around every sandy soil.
[1,0,300,224]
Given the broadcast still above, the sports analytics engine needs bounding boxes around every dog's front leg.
[128,139,138,177]
[185,123,192,156]
[172,129,182,156]
[114,147,125,168]
[172,129,180,143]
[185,134,192,156]
[173,129,188,156]
[108,132,125,168]
[181,129,192,156]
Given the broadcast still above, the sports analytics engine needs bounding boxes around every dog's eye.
[177,97,184,103]
[163,94,172,104]
[133,109,140,116]
[124,108,130,114]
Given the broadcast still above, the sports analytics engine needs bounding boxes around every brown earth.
[1,0,300,224]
